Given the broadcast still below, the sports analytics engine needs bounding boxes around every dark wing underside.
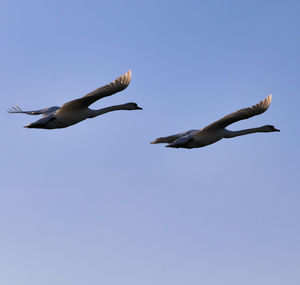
[151,130,198,144]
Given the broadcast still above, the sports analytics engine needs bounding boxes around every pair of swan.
[8,70,280,149]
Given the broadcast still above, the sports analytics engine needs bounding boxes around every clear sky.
[1,0,299,284]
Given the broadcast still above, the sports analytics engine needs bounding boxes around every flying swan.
[151,95,279,149]
[8,70,142,129]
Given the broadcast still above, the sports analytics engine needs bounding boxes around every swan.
[151,95,279,149]
[8,70,142,129]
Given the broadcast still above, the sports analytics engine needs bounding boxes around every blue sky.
[1,0,299,284]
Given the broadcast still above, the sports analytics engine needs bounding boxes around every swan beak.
[274,128,280,132]
[137,106,143,110]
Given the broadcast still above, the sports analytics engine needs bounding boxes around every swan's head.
[124,102,143,110]
[264,125,280,132]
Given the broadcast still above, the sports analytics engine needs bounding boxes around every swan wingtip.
[126,69,132,77]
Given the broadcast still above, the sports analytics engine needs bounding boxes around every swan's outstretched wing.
[203,95,272,130]
[60,70,132,111]
[7,106,60,117]
[151,130,198,144]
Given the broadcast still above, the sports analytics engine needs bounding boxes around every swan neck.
[88,104,129,118]
[224,126,268,138]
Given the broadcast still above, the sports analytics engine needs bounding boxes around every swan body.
[151,95,280,149]
[8,70,142,129]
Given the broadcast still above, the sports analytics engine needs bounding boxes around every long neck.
[224,126,270,138]
[88,104,129,118]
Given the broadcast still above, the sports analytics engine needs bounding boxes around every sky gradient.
[1,0,300,284]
